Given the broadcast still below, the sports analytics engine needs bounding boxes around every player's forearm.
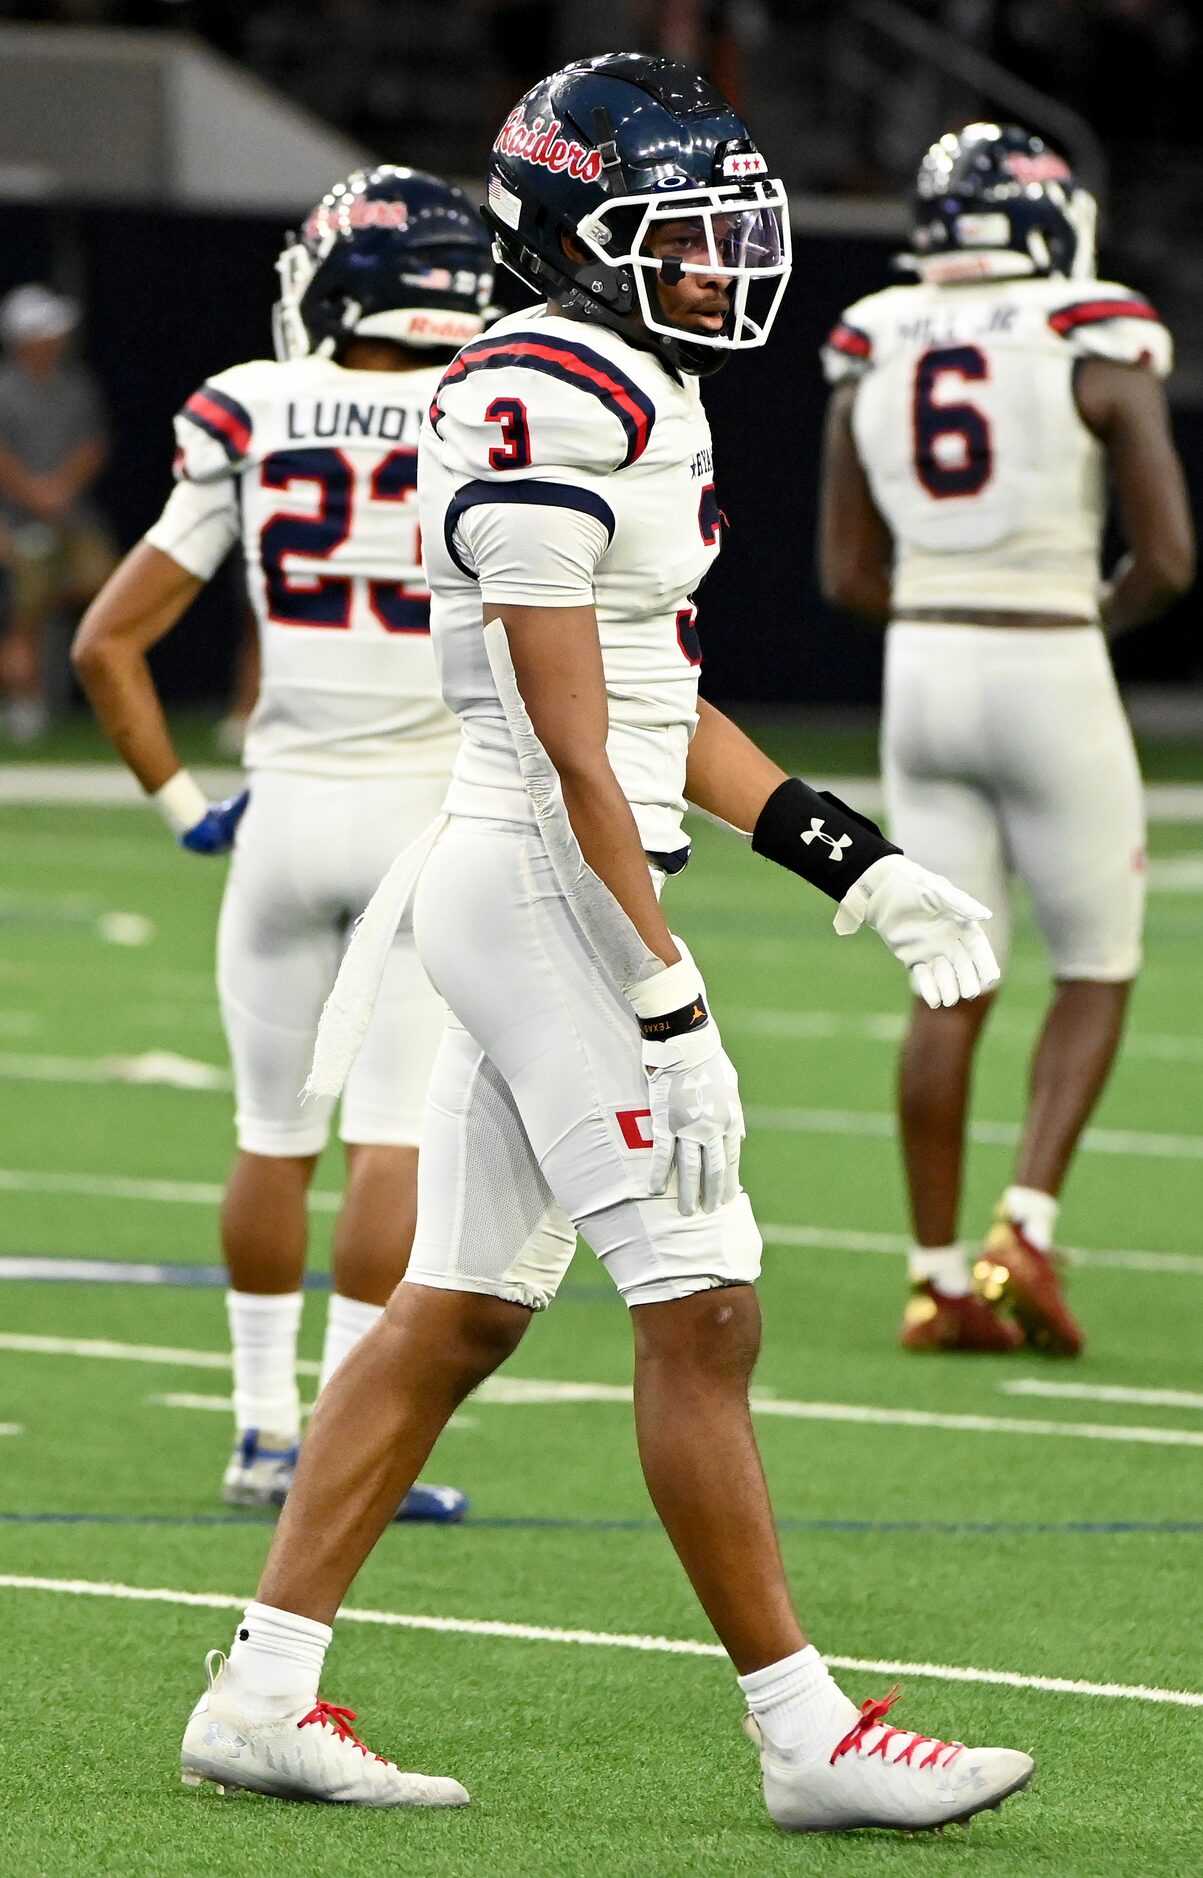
[72,543,203,793]
[1101,546,1195,637]
[822,562,892,624]
[73,641,181,792]
[685,699,788,833]
[558,760,680,967]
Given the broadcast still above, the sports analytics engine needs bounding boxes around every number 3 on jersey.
[259,447,429,631]
[912,345,993,498]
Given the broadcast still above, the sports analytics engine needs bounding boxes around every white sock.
[319,1293,384,1393]
[223,1600,331,1718]
[1003,1185,1059,1252]
[907,1243,972,1296]
[738,1645,857,1760]
[226,1290,303,1439]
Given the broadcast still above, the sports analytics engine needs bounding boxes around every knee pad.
[581,1189,763,1309]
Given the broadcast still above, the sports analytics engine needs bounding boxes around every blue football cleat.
[395,1483,468,1524]
[222,1430,467,1522]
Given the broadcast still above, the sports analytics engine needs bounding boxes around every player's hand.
[643,1024,744,1215]
[630,942,743,1215]
[179,789,250,855]
[833,854,1001,1008]
[152,769,249,855]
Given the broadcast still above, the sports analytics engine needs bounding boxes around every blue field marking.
[1,1510,1199,1536]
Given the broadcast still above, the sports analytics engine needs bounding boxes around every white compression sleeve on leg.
[318,1294,384,1393]
[226,1290,304,1438]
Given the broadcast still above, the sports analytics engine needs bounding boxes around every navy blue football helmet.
[482,52,791,375]
[909,124,1096,282]
[274,166,494,362]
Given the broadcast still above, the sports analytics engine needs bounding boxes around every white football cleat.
[181,1651,470,1808]
[221,1431,299,1509]
[745,1685,1033,1834]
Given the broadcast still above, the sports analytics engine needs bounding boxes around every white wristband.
[152,768,208,838]
[628,938,703,1019]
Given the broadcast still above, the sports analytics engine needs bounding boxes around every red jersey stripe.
[1049,298,1160,336]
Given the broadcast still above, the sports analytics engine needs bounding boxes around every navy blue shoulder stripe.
[444,479,616,580]
[181,384,253,460]
[436,333,656,468]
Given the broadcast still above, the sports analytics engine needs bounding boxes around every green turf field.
[2,727,1202,1876]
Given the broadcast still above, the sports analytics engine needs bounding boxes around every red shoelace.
[298,1701,389,1763]
[830,1686,964,1772]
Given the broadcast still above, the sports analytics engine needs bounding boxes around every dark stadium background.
[1,201,1199,711]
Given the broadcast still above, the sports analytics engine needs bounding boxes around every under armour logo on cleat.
[800,818,852,861]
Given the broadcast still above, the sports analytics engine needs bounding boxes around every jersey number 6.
[912,345,993,499]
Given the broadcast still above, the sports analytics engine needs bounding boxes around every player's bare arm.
[495,598,681,967]
[817,381,893,623]
[72,540,202,791]
[1074,358,1196,634]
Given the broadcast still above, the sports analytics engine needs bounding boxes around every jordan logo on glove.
[801,818,852,861]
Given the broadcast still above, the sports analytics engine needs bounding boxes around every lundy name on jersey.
[419,305,723,859]
[146,354,460,778]
[823,275,1173,619]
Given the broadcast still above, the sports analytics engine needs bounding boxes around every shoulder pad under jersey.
[821,287,897,384]
[429,327,658,477]
[172,359,268,484]
[1046,282,1173,377]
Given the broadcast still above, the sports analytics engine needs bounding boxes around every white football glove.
[629,942,744,1216]
[833,855,1001,1009]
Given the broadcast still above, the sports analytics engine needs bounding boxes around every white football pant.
[883,624,1145,981]
[218,770,449,1155]
[406,818,762,1310]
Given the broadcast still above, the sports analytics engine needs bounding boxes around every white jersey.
[418,305,722,858]
[823,275,1173,618]
[145,354,460,778]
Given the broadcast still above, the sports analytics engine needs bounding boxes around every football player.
[73,167,494,1517]
[819,125,1195,1356]
[178,58,1033,1831]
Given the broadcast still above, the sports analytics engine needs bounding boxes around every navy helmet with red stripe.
[274,166,494,364]
[908,124,1096,284]
[483,51,791,377]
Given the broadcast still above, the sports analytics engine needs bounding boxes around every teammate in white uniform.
[819,125,1195,1355]
[73,168,495,1517]
[178,59,1035,1833]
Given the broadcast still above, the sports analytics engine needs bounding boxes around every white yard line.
[0,1333,319,1376]
[746,1106,1203,1160]
[147,1392,476,1429]
[5,1338,1203,1449]
[1001,1380,1203,1411]
[761,1222,1203,1277]
[0,1168,340,1212]
[7,764,1203,822]
[728,1007,1203,1062]
[0,763,243,807]
[0,1425,21,1436]
[0,1052,231,1091]
[0,1573,1200,1708]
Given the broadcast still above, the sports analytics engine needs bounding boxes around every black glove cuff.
[637,995,709,1043]
[751,778,900,901]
